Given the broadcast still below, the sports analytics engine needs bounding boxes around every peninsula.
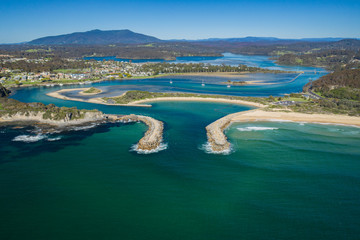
[0,84,164,152]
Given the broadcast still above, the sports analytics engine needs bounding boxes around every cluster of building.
[0,57,155,85]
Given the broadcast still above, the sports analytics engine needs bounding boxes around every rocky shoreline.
[0,111,164,153]
[118,114,164,151]
[205,112,239,153]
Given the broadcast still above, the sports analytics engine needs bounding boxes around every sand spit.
[206,109,360,153]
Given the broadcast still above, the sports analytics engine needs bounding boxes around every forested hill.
[309,68,360,101]
[29,29,162,45]
[312,68,360,90]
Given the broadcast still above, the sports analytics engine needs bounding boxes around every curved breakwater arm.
[110,114,164,151]
[205,109,360,153]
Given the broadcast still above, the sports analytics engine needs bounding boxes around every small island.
[80,87,102,95]
[221,80,247,85]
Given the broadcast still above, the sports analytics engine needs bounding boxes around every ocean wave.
[71,123,98,131]
[119,119,139,123]
[237,126,278,132]
[130,142,168,154]
[200,142,233,155]
[12,134,47,143]
[47,136,62,141]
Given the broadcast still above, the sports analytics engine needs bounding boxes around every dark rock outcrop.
[0,84,11,97]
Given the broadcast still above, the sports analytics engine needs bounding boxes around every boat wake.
[130,142,168,154]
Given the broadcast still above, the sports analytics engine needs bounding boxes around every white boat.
[170,80,173,84]
[201,80,205,86]
[227,85,231,88]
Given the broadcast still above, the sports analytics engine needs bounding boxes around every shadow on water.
[0,122,143,162]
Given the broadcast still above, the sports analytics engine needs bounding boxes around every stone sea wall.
[118,114,164,151]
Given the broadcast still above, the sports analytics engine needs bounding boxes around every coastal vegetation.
[0,83,100,121]
[0,97,100,121]
[224,80,246,85]
[0,57,91,73]
[102,90,360,116]
[141,62,289,75]
[2,38,359,62]
[103,90,270,105]
[0,83,11,97]
[266,99,360,116]
[82,87,102,94]
[276,49,360,70]
[0,42,222,60]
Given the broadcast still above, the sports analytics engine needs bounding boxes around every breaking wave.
[237,126,278,132]
[47,136,62,141]
[71,123,98,131]
[12,134,47,143]
[200,142,233,155]
[12,134,62,143]
[130,142,168,154]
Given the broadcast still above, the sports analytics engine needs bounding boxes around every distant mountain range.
[27,29,357,45]
[190,37,346,43]
[28,29,162,45]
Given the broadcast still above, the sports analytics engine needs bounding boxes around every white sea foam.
[12,134,47,143]
[72,123,98,131]
[130,142,168,154]
[200,142,233,155]
[47,136,62,141]
[237,126,278,132]
[119,119,138,123]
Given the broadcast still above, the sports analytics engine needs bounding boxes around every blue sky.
[1,0,359,43]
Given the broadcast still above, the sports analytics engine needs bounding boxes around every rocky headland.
[0,84,164,152]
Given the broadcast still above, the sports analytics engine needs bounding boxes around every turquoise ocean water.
[1,55,359,240]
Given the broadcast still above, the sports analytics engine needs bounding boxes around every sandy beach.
[230,109,360,127]
[46,89,152,107]
[205,109,360,152]
[47,89,267,108]
[132,97,266,108]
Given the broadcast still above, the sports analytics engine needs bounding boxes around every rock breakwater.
[117,114,164,152]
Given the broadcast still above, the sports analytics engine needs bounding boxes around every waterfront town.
[0,56,154,86]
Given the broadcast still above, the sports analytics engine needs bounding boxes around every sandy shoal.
[46,89,151,107]
[131,97,266,108]
[47,89,267,108]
